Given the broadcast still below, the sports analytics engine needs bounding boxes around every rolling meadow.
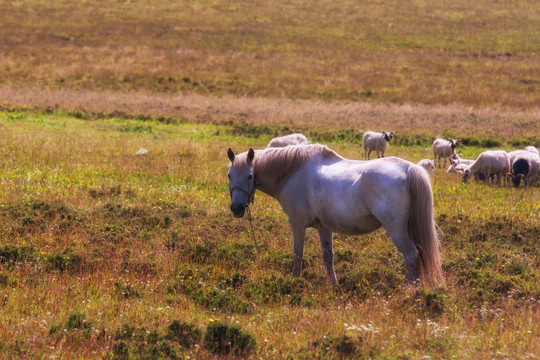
[0,0,539,359]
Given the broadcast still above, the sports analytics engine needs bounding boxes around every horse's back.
[286,156,415,234]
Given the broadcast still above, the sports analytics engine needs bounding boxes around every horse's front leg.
[318,229,338,285]
[289,221,306,277]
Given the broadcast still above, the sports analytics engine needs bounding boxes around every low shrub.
[203,321,255,356]
[165,320,202,348]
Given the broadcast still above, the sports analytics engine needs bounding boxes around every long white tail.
[407,165,444,286]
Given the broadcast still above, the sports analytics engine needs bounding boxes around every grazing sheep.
[512,153,532,187]
[417,159,435,172]
[530,155,540,186]
[462,150,511,186]
[362,131,394,160]
[511,152,540,187]
[446,154,474,174]
[507,149,528,165]
[267,133,308,148]
[525,146,539,156]
[432,138,461,168]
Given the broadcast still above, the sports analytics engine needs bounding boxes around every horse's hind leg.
[385,225,419,283]
[318,229,338,285]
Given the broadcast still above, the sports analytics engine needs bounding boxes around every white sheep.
[507,149,528,165]
[417,159,435,172]
[529,155,540,186]
[362,131,394,160]
[446,154,474,174]
[432,138,460,168]
[525,146,539,156]
[462,150,511,186]
[267,133,308,148]
[511,152,540,187]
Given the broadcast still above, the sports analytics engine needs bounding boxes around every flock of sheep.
[429,138,539,187]
[266,132,540,187]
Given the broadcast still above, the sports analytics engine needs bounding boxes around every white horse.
[227,144,443,286]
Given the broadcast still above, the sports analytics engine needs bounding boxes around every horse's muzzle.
[230,202,245,218]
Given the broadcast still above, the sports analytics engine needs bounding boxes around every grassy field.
[0,0,539,358]
[1,0,539,106]
[0,112,538,359]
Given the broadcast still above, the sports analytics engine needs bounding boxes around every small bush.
[338,267,401,298]
[113,281,141,299]
[480,138,501,148]
[46,252,83,272]
[48,324,62,336]
[0,245,34,264]
[243,276,307,305]
[203,322,255,356]
[66,311,89,330]
[115,324,136,341]
[460,137,480,146]
[417,288,446,315]
[218,272,246,290]
[191,288,249,314]
[314,334,362,358]
[165,320,202,348]
[112,341,130,360]
[0,273,8,287]
[147,330,160,344]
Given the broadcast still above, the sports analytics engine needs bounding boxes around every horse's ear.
[227,148,235,163]
[247,148,255,165]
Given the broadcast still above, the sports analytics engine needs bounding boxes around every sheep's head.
[513,173,525,188]
[450,139,461,150]
[462,168,472,182]
[382,131,395,142]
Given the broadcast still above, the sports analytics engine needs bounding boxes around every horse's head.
[227,148,256,218]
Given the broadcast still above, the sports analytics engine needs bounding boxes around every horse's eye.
[248,175,253,180]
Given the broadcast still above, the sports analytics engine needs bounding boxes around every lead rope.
[245,203,261,255]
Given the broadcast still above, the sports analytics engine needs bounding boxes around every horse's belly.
[316,214,382,235]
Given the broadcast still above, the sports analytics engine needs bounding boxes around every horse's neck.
[254,163,280,198]
[253,151,284,198]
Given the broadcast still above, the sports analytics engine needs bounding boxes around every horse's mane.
[254,144,341,188]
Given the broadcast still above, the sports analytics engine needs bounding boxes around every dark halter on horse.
[229,185,255,206]
[229,177,260,253]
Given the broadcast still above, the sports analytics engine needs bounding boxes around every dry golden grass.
[1,86,539,143]
[1,0,539,106]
